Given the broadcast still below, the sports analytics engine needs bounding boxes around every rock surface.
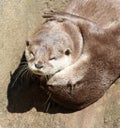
[0,0,120,128]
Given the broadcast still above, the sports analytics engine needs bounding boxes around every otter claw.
[43,11,65,22]
[47,75,66,86]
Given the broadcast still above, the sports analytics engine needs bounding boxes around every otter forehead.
[29,29,73,51]
[28,20,83,50]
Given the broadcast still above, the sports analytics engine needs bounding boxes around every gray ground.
[0,0,120,128]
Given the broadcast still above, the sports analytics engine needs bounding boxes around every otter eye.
[26,40,29,46]
[49,57,56,60]
[65,48,71,56]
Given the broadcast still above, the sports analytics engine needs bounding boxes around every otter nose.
[35,64,43,69]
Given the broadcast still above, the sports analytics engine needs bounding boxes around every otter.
[25,0,120,110]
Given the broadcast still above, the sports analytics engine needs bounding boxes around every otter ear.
[26,40,29,46]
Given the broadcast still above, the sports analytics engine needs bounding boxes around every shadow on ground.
[7,53,74,114]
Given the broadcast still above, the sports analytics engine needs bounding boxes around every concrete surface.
[0,0,120,128]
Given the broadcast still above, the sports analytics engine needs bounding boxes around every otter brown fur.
[25,0,120,110]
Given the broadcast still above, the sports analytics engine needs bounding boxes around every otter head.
[25,21,83,76]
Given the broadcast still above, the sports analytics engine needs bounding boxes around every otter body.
[25,0,120,110]
[66,0,120,27]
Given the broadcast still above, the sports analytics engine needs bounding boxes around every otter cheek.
[28,62,36,71]
[49,56,72,73]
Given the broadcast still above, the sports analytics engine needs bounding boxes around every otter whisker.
[29,70,34,79]
[20,68,28,78]
[44,75,49,81]
[11,66,29,87]
[26,68,33,79]
[25,69,29,80]
[19,62,28,65]
[21,66,33,79]
[11,68,26,87]
[45,101,51,113]
[17,64,28,71]
[26,69,31,79]
[42,93,52,107]
[59,86,73,99]
[46,75,52,81]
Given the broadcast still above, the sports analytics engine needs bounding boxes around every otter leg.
[47,54,89,86]
[43,11,104,34]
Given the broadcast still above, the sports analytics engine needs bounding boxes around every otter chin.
[25,0,120,110]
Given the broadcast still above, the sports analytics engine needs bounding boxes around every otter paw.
[47,75,71,86]
[43,11,65,22]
